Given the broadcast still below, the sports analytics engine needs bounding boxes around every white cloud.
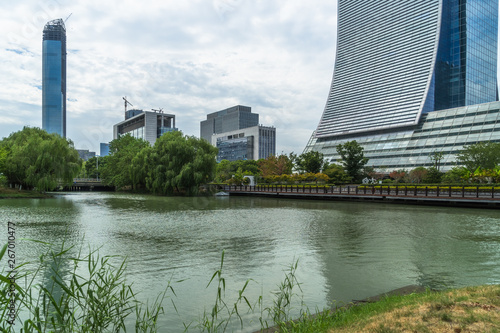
[0,0,338,154]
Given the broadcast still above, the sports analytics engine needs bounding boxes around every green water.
[1,192,499,332]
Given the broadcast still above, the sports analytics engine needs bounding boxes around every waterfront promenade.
[220,184,500,209]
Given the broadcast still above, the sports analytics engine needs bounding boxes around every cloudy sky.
[0,0,338,154]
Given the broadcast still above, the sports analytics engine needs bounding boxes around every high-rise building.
[200,105,259,142]
[42,18,67,138]
[201,105,276,161]
[306,1,499,171]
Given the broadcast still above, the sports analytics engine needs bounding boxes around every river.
[1,192,499,332]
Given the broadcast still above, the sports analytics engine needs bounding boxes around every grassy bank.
[0,187,52,199]
[285,285,500,333]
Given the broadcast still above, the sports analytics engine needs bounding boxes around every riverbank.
[0,187,52,199]
[264,284,500,332]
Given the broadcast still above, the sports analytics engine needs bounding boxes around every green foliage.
[389,169,407,183]
[0,127,81,191]
[84,156,108,179]
[336,141,368,182]
[197,250,253,332]
[442,167,469,183]
[408,167,428,183]
[146,131,218,195]
[101,134,150,189]
[215,159,261,183]
[323,164,350,184]
[0,241,171,332]
[430,151,444,171]
[258,153,295,177]
[423,167,444,183]
[295,151,326,174]
[457,142,500,172]
[263,260,302,330]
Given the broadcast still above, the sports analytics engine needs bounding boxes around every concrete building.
[113,109,177,146]
[200,105,258,142]
[42,18,66,137]
[306,0,499,171]
[213,125,276,162]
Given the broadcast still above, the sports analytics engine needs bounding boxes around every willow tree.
[101,135,150,189]
[0,127,81,191]
[146,131,218,195]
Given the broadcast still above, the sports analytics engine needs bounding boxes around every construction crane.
[65,13,73,23]
[151,108,163,113]
[123,96,133,112]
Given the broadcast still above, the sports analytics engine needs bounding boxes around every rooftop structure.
[200,105,259,142]
[113,109,177,146]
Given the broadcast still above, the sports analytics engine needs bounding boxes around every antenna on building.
[152,108,163,113]
[65,13,73,23]
[123,96,133,112]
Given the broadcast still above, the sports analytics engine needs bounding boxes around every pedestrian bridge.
[63,178,115,191]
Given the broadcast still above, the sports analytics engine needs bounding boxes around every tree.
[85,156,108,179]
[336,141,368,182]
[423,167,443,183]
[323,163,349,183]
[408,167,428,183]
[430,151,444,171]
[389,169,407,183]
[101,135,150,189]
[295,151,325,174]
[146,131,218,195]
[258,153,294,177]
[442,167,469,184]
[0,127,81,191]
[215,159,261,183]
[456,142,500,172]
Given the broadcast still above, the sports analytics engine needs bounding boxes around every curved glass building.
[42,18,66,138]
[307,0,499,171]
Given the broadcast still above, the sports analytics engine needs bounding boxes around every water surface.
[1,192,499,332]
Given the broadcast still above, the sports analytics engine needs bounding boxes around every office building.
[100,143,110,157]
[113,109,177,146]
[76,149,95,161]
[306,1,499,171]
[213,125,276,162]
[42,18,67,137]
[200,105,259,142]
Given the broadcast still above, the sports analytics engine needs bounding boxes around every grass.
[0,241,173,332]
[0,187,52,199]
[283,285,500,333]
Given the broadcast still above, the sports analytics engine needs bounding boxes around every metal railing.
[219,185,500,199]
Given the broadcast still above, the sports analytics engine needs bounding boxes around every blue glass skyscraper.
[306,0,500,171]
[42,19,66,138]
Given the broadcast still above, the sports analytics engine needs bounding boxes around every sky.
[0,0,338,155]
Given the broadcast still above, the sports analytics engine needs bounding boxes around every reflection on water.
[1,192,500,332]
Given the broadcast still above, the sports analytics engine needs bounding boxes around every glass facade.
[307,101,500,172]
[216,136,254,162]
[214,125,276,162]
[42,19,66,137]
[307,0,499,171]
[314,0,498,139]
